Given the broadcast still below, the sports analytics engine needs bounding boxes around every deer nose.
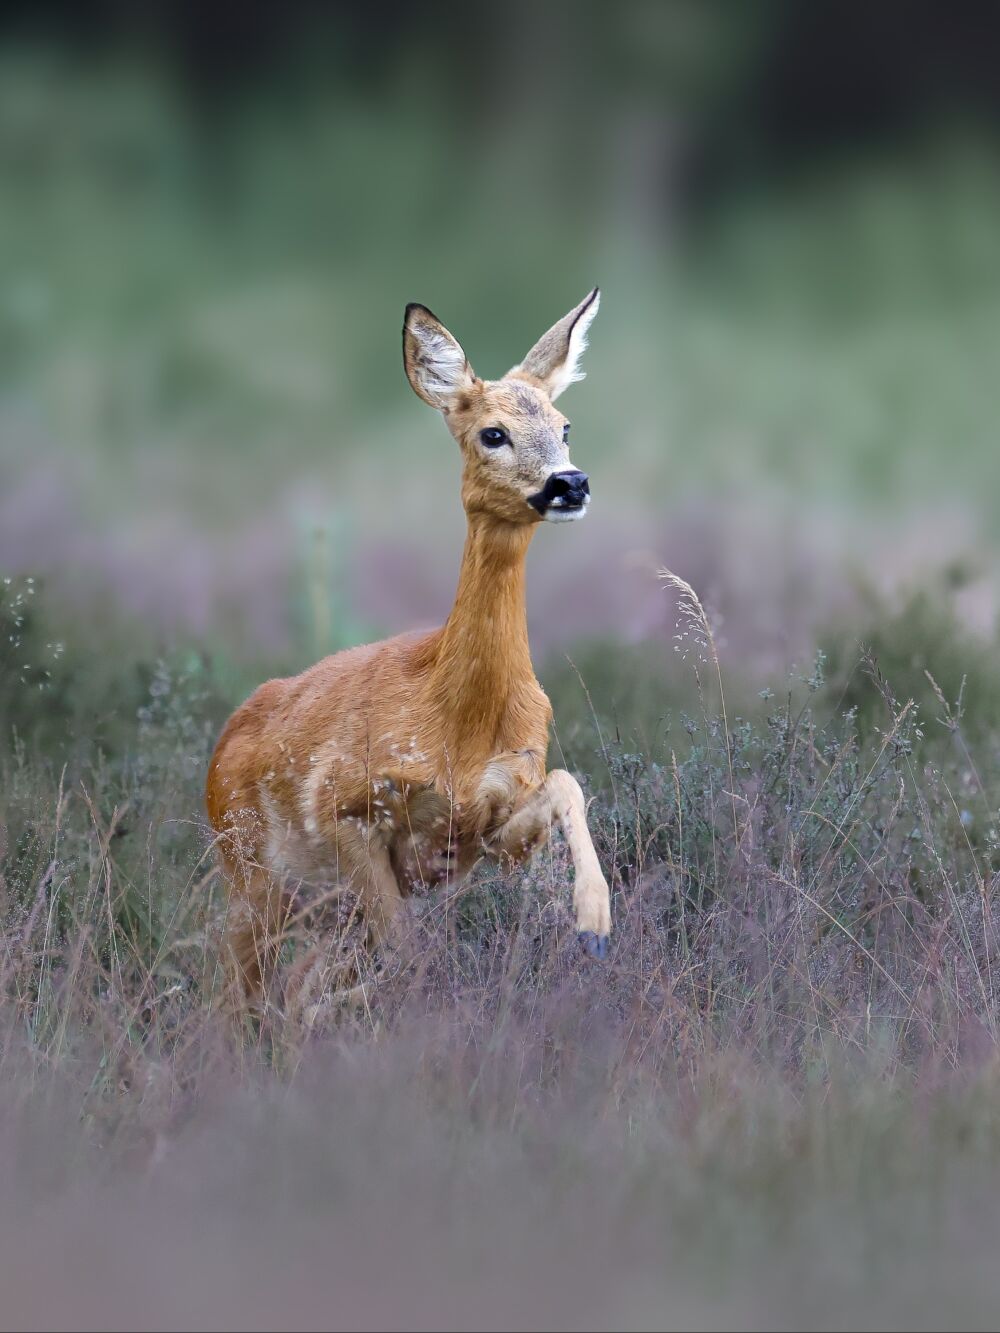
[527,469,592,517]
[548,470,590,503]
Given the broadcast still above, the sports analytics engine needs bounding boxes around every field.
[4,38,1000,1332]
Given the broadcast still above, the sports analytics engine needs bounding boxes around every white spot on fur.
[476,761,518,809]
[543,498,590,523]
[259,787,286,867]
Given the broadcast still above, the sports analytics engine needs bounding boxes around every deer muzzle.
[528,470,591,522]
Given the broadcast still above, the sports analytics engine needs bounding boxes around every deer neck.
[430,515,536,745]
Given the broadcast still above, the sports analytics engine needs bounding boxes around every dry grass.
[2,573,1000,1328]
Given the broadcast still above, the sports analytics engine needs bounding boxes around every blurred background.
[2,0,1000,719]
[5,12,1000,1327]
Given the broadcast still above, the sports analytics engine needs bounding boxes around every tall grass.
[2,575,1000,1327]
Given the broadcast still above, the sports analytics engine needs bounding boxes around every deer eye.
[480,427,509,448]
[562,423,571,442]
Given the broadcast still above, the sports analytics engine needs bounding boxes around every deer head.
[402,289,600,526]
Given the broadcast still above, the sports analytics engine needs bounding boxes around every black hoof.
[578,931,609,961]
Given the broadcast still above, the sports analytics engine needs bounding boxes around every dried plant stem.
[660,568,740,855]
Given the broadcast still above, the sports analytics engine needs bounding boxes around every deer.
[205,289,612,1007]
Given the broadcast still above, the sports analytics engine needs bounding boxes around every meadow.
[3,48,1000,1331]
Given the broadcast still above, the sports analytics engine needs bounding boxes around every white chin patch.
[543,499,589,523]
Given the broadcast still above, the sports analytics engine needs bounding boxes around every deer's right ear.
[403,304,477,411]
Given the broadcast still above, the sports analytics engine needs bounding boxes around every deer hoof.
[578,931,608,961]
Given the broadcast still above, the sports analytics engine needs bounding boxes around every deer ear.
[403,304,477,411]
[510,288,600,402]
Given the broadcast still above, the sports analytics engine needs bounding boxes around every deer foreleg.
[332,821,408,955]
[222,864,295,1010]
[490,769,611,958]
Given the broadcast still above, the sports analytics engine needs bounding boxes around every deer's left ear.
[509,288,600,402]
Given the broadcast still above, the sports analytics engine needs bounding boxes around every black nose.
[547,470,590,503]
[527,469,591,515]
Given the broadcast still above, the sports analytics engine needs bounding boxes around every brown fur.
[206,292,611,1005]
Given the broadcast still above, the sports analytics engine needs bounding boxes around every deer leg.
[281,837,406,1023]
[222,863,295,1010]
[491,769,611,959]
[221,826,407,1014]
[331,821,408,956]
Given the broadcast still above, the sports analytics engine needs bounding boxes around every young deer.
[206,290,612,1004]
